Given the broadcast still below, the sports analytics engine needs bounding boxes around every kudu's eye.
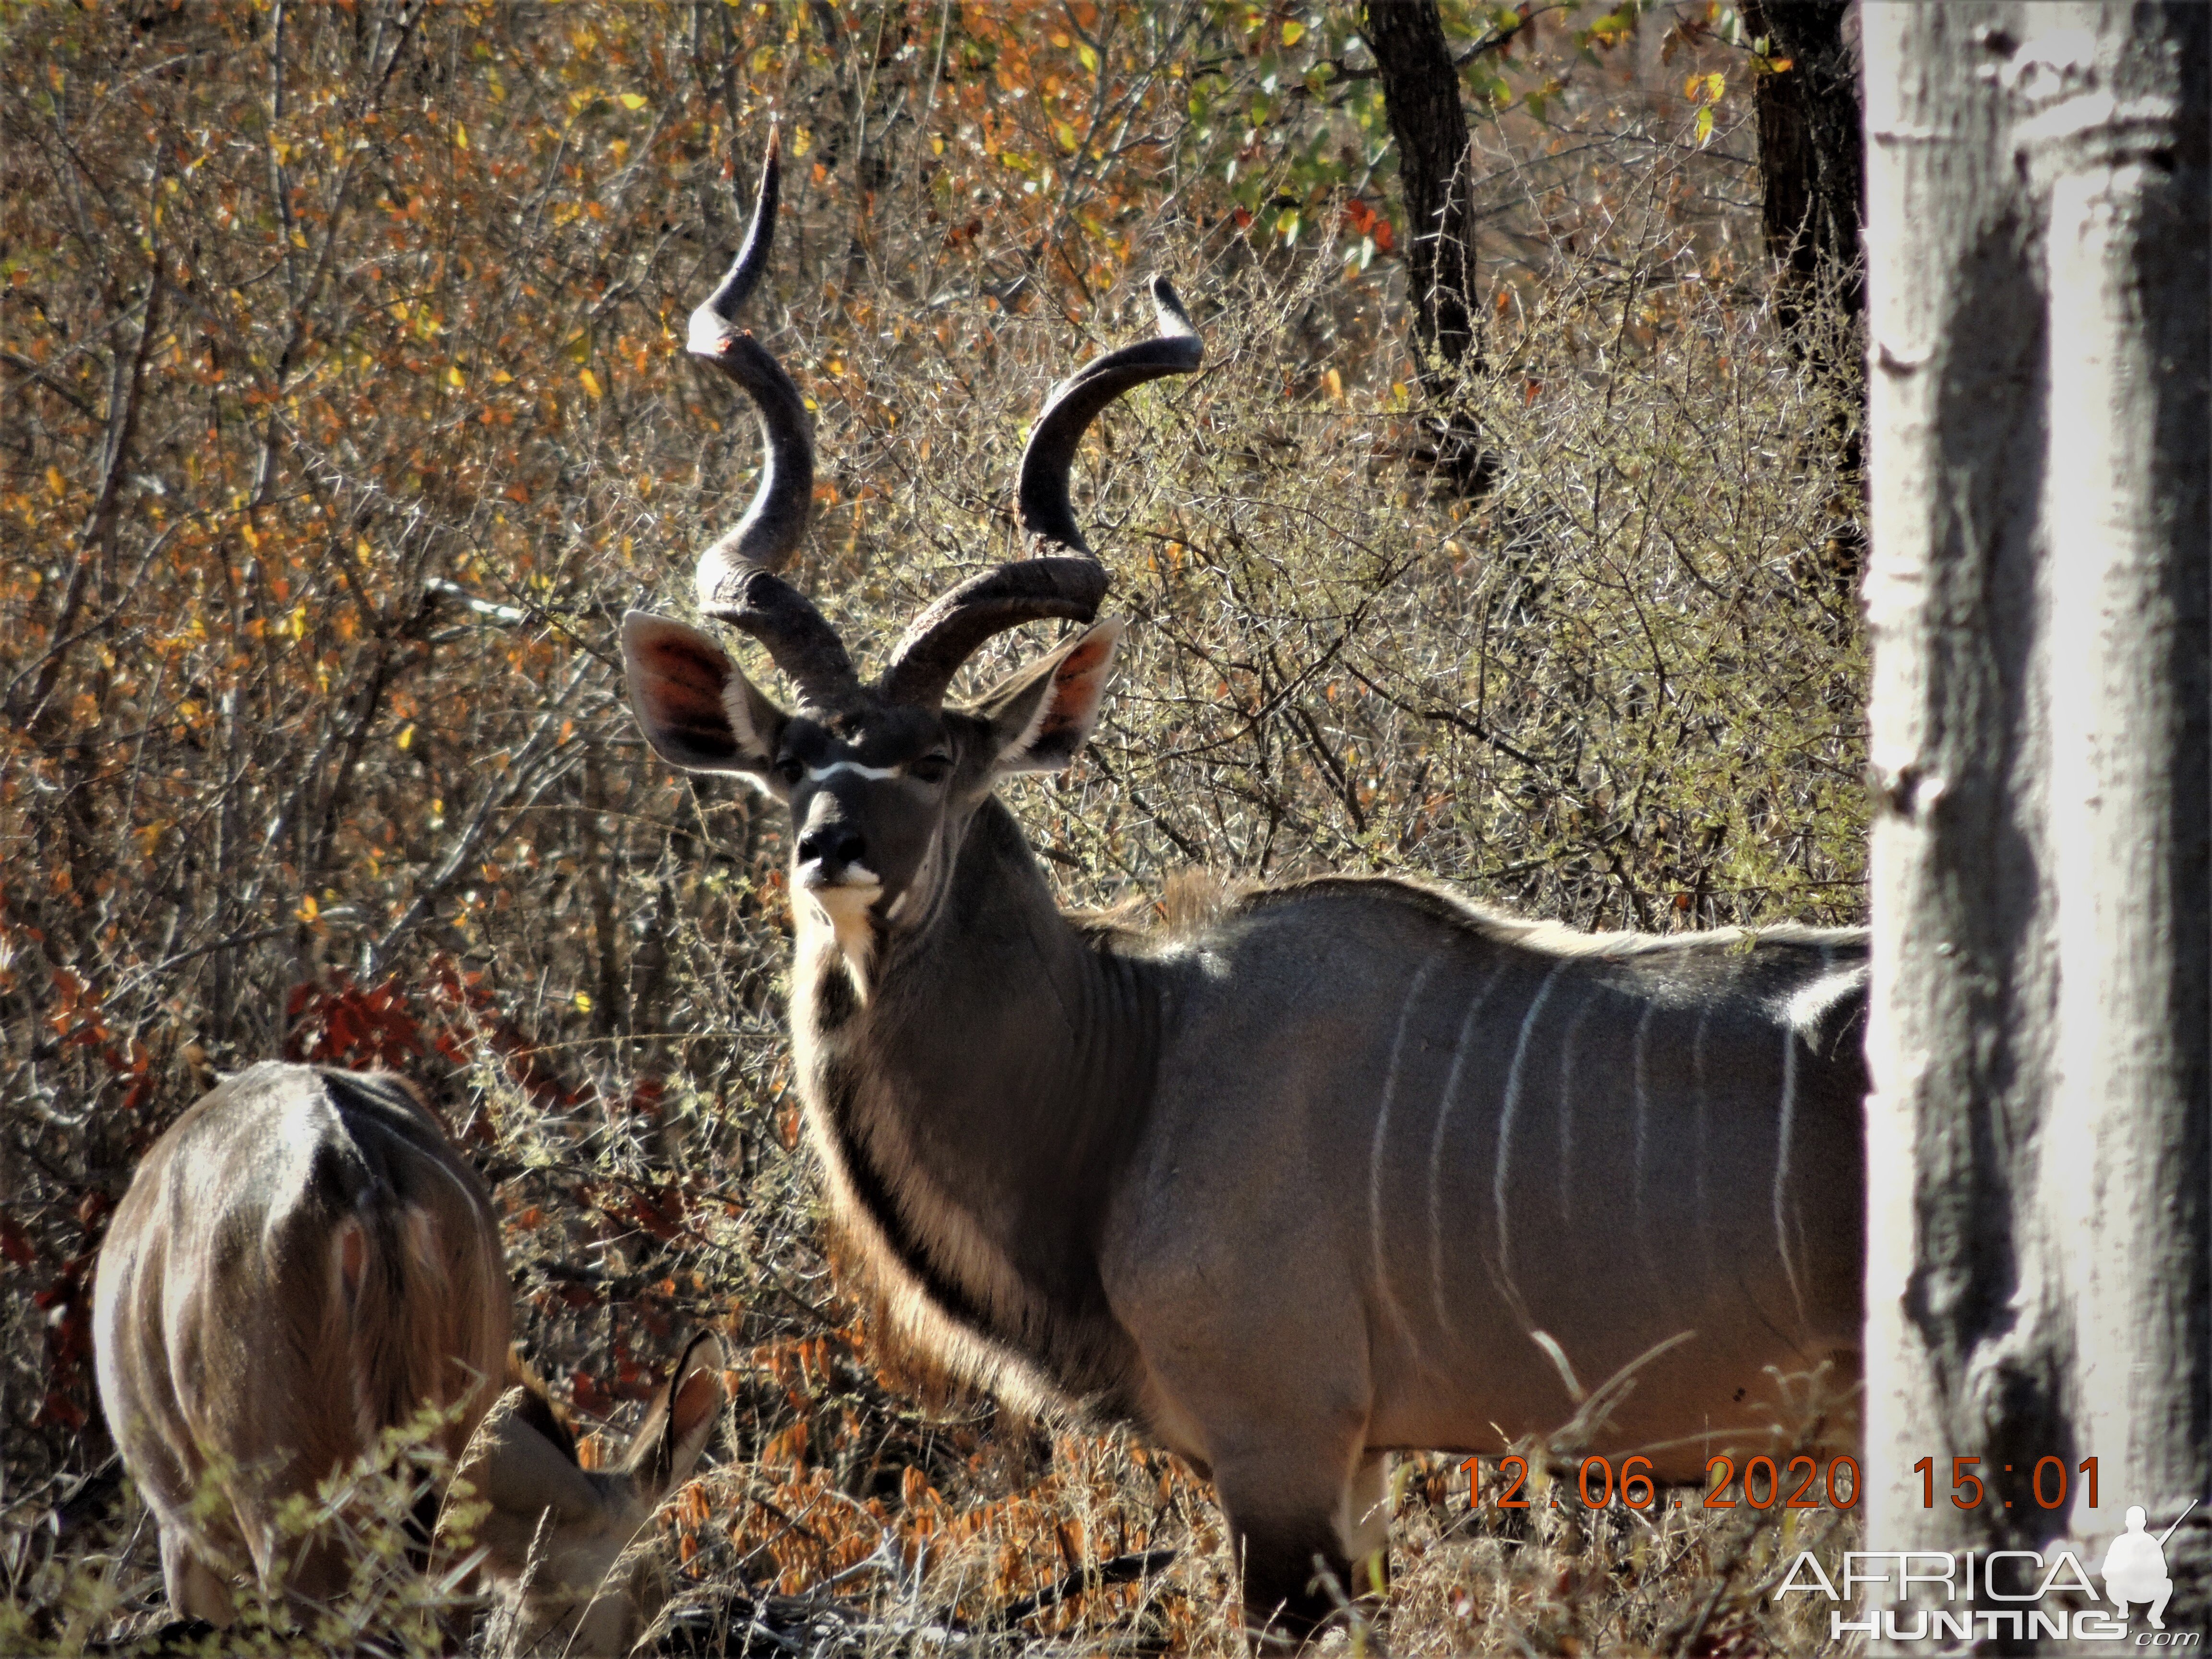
[776,757,804,786]
[911,752,953,783]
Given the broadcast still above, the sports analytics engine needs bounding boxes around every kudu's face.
[624,614,1124,946]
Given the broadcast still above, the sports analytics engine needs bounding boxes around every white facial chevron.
[807,759,903,782]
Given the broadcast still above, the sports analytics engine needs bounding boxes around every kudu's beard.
[798,864,884,999]
[796,809,965,1010]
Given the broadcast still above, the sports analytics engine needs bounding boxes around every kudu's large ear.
[463,1385,604,1527]
[974,618,1123,776]
[624,1331,727,1495]
[621,612,788,791]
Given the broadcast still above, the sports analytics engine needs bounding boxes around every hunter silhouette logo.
[1776,1494,2204,1644]
[2106,1501,2195,1630]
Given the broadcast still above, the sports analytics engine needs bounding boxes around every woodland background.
[1,1,1866,1650]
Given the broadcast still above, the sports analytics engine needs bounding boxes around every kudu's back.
[93,1062,508,1623]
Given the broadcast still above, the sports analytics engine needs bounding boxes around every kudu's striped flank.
[93,1063,727,1640]
[621,134,1866,1642]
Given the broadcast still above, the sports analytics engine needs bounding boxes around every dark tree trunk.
[1740,0,1864,327]
[1742,0,1865,592]
[1360,0,1491,495]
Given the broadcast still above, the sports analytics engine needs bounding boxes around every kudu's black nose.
[797,825,866,870]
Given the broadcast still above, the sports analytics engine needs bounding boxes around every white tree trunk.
[1863,0,2207,1643]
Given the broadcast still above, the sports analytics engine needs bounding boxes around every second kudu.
[621,136,1867,1638]
[94,1061,726,1646]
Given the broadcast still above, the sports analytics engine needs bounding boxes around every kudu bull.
[621,136,1867,1637]
[93,1062,725,1646]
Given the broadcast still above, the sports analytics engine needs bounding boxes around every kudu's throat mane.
[798,798,1167,1416]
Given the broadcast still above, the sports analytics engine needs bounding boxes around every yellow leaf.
[446,364,466,388]
[397,723,415,751]
[45,466,64,498]
[618,93,648,111]
[1281,19,1305,45]
[575,991,594,1012]
[580,367,603,399]
[296,893,319,922]
[455,122,469,150]
[1705,72,1726,101]
[1695,104,1715,144]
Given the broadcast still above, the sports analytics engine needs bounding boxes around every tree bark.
[1863,2,2208,1646]
[1360,0,1490,494]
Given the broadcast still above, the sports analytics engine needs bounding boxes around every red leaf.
[0,1215,35,1267]
[570,1369,615,1416]
[34,1389,87,1431]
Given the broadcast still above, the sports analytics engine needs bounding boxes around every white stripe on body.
[1369,953,1445,1360]
[1494,960,1569,1303]
[1554,992,1599,1224]
[1774,1022,1807,1327]
[1427,961,1510,1345]
[1691,1005,1716,1289]
[1631,997,1662,1298]
[1770,945,1827,1330]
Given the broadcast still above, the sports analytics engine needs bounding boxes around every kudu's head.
[621,132,1201,954]
[452,1332,727,1653]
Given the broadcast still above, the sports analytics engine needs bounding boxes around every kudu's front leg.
[1209,1422,1382,1646]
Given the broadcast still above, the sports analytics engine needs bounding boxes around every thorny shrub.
[2,1,1861,1652]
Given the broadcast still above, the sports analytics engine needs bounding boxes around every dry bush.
[2,2,1861,1652]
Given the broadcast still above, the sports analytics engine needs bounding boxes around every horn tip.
[1146,274,1197,343]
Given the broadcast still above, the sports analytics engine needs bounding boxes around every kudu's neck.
[793,796,1166,1409]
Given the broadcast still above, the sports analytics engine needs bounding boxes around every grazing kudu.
[620,137,1867,1639]
[450,1328,728,1654]
[93,1062,726,1644]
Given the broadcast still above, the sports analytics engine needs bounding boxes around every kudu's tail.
[315,1071,508,1474]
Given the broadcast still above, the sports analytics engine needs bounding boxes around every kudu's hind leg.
[158,1528,234,1627]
